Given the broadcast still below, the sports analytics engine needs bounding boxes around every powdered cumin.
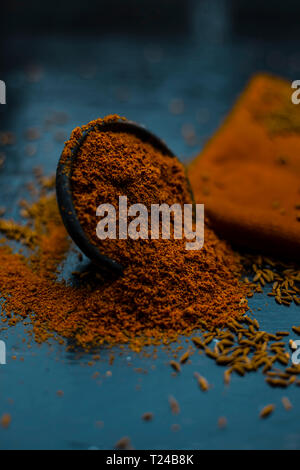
[0,117,249,350]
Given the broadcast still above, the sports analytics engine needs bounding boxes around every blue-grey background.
[0,0,300,450]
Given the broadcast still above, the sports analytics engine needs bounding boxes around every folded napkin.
[189,74,300,260]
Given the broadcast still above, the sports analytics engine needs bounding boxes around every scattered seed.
[205,348,217,359]
[0,413,11,428]
[289,339,297,351]
[194,372,209,391]
[216,355,232,365]
[224,369,231,385]
[218,416,227,429]
[260,404,275,418]
[142,412,153,421]
[192,337,205,349]
[171,423,181,432]
[282,397,292,411]
[169,396,180,415]
[266,378,288,388]
[289,375,296,384]
[25,127,41,141]
[203,335,214,345]
[115,436,132,450]
[179,351,190,364]
[170,360,181,373]
[292,326,300,335]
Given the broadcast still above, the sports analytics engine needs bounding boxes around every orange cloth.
[188,74,300,260]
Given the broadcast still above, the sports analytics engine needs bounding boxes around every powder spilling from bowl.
[0,117,249,350]
[0,106,300,390]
